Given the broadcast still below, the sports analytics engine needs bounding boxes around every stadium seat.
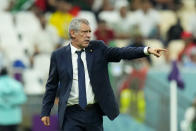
[15,11,41,38]
[98,11,119,24]
[113,39,130,47]
[0,12,15,34]
[0,31,19,46]
[33,53,50,77]
[0,31,27,62]
[168,40,185,61]
[177,11,195,31]
[180,0,195,12]
[159,10,177,39]
[0,0,9,11]
[23,69,45,95]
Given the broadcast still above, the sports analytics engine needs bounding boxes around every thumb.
[46,117,50,126]
[41,116,50,126]
[153,51,161,57]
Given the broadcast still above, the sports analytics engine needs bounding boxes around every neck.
[71,40,82,49]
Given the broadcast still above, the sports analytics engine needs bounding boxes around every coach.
[41,18,167,131]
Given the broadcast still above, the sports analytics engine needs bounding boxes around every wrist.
[144,47,151,55]
[147,47,151,54]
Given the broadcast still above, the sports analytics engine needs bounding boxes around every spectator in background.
[128,26,152,66]
[33,12,59,53]
[111,1,133,39]
[49,0,73,39]
[129,0,142,11]
[65,0,94,11]
[184,47,196,68]
[166,17,184,46]
[0,49,5,71]
[181,97,196,131]
[131,0,160,39]
[92,0,115,12]
[7,0,34,12]
[34,0,48,12]
[0,67,27,131]
[35,0,81,15]
[188,14,196,43]
[0,0,12,11]
[42,0,97,12]
[94,19,115,45]
[92,0,116,20]
[178,32,196,63]
[150,0,182,10]
[35,0,59,12]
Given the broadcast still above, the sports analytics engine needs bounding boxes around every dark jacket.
[41,40,147,128]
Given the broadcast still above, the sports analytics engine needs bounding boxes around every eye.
[81,30,91,33]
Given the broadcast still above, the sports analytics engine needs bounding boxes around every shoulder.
[54,46,66,53]
[88,40,108,52]
[50,46,67,60]
[89,40,106,48]
[90,40,105,44]
[0,76,23,90]
[52,45,68,55]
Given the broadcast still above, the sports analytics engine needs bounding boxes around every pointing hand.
[147,47,168,57]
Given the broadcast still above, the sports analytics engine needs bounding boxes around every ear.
[70,30,76,39]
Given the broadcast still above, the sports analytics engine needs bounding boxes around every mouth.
[84,40,90,43]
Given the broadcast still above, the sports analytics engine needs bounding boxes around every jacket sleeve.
[99,41,147,62]
[41,51,59,117]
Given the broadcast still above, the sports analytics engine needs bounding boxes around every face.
[142,1,151,12]
[57,1,72,13]
[71,23,91,49]
[120,6,127,18]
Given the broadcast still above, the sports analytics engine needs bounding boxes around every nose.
[86,31,91,38]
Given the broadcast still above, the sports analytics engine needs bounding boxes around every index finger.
[158,48,168,52]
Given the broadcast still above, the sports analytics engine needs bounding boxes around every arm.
[104,46,146,62]
[6,82,26,107]
[99,40,146,62]
[41,51,59,122]
[0,79,26,108]
[101,41,167,62]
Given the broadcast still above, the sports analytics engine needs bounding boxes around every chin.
[83,42,89,47]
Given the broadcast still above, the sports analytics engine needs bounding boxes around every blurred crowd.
[0,0,196,130]
[0,0,195,72]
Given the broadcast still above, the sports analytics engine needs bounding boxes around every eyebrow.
[80,30,91,33]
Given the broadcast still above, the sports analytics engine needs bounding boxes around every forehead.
[79,23,91,30]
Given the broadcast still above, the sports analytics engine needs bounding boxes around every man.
[0,67,26,131]
[41,18,167,131]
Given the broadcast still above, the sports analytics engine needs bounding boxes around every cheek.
[79,35,84,40]
[81,37,86,41]
[76,36,82,41]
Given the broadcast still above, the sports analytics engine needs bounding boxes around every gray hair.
[68,18,90,39]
